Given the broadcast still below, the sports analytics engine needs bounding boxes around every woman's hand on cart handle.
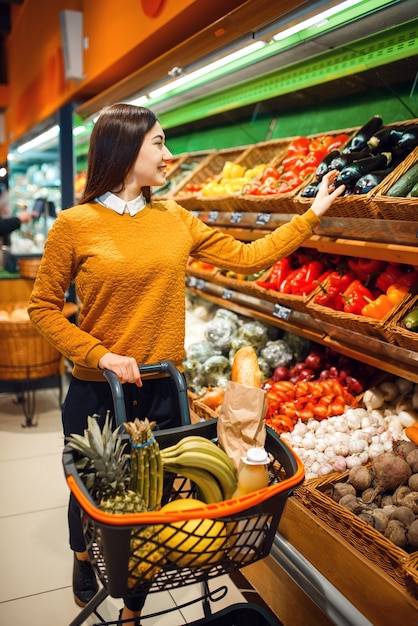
[98,353,143,386]
[311,169,345,217]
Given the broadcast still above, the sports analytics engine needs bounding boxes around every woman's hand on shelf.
[311,170,345,217]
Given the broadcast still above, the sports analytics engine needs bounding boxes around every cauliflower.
[235,321,270,350]
[261,340,293,368]
[201,355,231,388]
[204,316,237,352]
[186,341,221,363]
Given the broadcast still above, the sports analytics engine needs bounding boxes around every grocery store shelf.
[191,211,418,263]
[186,278,418,383]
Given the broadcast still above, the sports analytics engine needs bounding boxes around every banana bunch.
[161,436,237,504]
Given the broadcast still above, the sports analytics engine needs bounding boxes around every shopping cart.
[62,361,304,625]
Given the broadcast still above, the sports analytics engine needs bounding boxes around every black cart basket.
[62,361,304,623]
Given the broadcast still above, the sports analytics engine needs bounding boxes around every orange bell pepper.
[386,283,409,304]
[361,294,394,319]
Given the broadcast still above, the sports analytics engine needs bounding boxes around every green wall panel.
[166,83,417,155]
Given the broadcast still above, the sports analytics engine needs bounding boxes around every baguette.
[231,346,263,388]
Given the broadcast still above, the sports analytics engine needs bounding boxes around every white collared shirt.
[97,191,146,216]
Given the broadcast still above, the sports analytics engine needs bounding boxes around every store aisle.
[0,385,248,625]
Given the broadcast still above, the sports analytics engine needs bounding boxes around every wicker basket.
[388,290,418,351]
[157,151,215,200]
[17,256,42,279]
[294,120,418,219]
[306,275,413,344]
[192,398,219,421]
[172,146,254,211]
[368,143,418,221]
[302,470,417,593]
[405,553,418,599]
[0,301,77,380]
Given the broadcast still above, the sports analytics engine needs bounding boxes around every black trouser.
[63,375,183,610]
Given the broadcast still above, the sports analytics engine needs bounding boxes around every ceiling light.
[16,125,60,153]
[148,40,266,100]
[273,0,364,40]
[128,95,149,107]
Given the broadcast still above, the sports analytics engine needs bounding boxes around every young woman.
[28,103,344,623]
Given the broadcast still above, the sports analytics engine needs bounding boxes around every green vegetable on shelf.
[386,161,418,198]
[403,308,418,332]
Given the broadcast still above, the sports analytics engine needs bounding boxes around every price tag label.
[191,211,199,218]
[230,212,243,224]
[186,276,197,288]
[255,212,271,225]
[208,211,219,223]
[195,279,207,291]
[222,289,233,300]
[273,304,291,320]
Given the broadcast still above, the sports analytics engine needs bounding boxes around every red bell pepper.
[398,270,418,289]
[298,260,324,295]
[290,266,309,295]
[347,259,370,283]
[328,269,355,292]
[269,257,292,287]
[342,280,373,315]
[375,263,406,292]
[357,258,387,274]
[279,268,303,294]
[313,284,344,310]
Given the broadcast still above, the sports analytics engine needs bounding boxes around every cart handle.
[103,361,191,427]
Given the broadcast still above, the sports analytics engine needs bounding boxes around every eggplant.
[300,181,319,198]
[353,170,390,194]
[329,149,371,172]
[397,125,418,149]
[342,115,383,154]
[367,126,404,152]
[335,152,392,189]
[315,149,341,180]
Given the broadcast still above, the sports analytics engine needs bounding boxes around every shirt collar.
[97,191,146,216]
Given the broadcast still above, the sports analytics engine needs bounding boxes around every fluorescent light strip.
[148,40,266,100]
[16,125,60,153]
[273,0,364,40]
[15,124,89,154]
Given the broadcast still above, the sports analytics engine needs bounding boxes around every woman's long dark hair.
[80,103,158,204]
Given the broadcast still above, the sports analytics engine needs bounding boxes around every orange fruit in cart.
[159,498,227,567]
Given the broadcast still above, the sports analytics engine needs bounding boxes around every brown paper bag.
[217,380,267,471]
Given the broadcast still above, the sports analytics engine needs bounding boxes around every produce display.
[153,159,203,197]
[241,133,349,197]
[329,443,418,552]
[280,376,418,479]
[300,115,418,197]
[311,259,417,319]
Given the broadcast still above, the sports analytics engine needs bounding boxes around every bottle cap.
[242,446,269,465]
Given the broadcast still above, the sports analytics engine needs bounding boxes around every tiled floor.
[0,383,250,625]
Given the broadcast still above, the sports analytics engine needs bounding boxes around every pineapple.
[66,412,165,586]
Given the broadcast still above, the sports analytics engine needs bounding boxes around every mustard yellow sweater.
[28,199,319,381]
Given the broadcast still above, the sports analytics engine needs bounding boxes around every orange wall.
[4,0,247,152]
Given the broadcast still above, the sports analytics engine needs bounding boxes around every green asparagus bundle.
[123,418,163,511]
